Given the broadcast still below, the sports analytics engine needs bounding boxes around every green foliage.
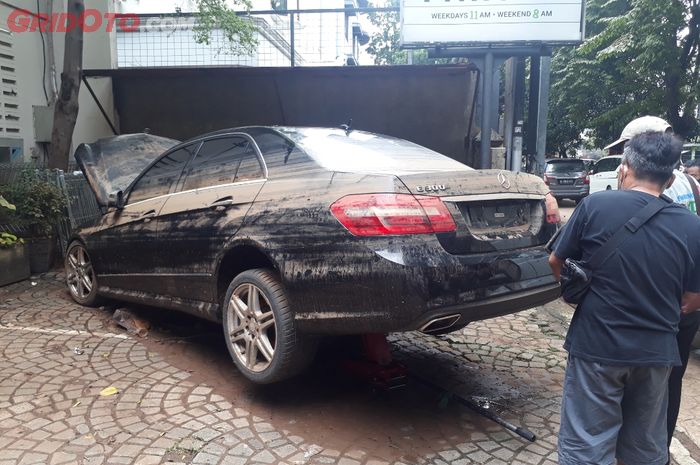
[0,195,15,212]
[0,195,17,228]
[0,232,23,249]
[270,0,286,9]
[365,0,438,65]
[193,0,258,55]
[548,0,700,152]
[1,168,66,238]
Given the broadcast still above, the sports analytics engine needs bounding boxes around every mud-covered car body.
[72,127,560,336]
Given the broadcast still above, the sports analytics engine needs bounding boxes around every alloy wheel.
[227,283,277,373]
[66,245,95,300]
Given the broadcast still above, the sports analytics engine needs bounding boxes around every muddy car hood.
[75,133,180,207]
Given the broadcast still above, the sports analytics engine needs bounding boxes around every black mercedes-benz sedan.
[67,127,561,383]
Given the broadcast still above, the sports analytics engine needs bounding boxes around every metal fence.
[54,171,102,254]
[116,7,396,68]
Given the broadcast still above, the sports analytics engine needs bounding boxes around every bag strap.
[588,195,672,270]
[683,173,700,216]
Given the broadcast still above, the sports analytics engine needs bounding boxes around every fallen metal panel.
[74,133,180,207]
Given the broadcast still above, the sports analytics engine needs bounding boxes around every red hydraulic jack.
[341,334,408,391]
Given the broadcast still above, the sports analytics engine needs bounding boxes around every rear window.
[545,160,585,173]
[278,128,471,174]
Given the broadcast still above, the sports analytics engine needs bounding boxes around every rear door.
[91,144,198,292]
[155,134,266,302]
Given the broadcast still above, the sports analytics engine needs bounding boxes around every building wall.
[104,65,477,164]
[0,0,117,164]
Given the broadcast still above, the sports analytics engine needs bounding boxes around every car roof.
[178,126,386,145]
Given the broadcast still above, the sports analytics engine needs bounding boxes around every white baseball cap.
[604,116,673,151]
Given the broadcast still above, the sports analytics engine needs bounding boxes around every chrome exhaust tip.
[419,314,461,334]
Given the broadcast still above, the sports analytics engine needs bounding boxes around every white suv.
[589,156,622,194]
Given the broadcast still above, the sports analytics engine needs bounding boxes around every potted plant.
[2,169,66,273]
[0,196,30,286]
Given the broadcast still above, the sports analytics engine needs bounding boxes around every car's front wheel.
[65,241,100,306]
[222,269,317,384]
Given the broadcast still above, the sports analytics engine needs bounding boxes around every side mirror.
[107,190,125,210]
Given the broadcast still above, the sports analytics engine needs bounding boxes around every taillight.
[545,193,561,224]
[583,174,590,185]
[543,175,550,185]
[330,194,457,236]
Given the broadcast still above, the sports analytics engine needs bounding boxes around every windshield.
[277,128,471,174]
[545,160,585,173]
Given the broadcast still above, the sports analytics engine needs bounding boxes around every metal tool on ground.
[409,373,537,443]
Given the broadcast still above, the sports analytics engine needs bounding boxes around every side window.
[598,158,621,173]
[181,136,264,191]
[128,144,197,204]
[252,131,311,177]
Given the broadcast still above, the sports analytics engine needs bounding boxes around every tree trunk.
[48,0,84,171]
[45,0,58,104]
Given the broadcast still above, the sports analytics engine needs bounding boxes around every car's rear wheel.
[65,242,100,306]
[222,269,317,384]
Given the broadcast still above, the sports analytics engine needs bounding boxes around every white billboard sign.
[400,0,586,46]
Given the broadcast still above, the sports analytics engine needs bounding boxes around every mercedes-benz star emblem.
[498,171,512,190]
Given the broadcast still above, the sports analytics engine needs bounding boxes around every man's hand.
[549,253,564,281]
[681,292,700,314]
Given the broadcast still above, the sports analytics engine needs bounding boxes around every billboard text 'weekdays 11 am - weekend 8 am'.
[400,0,586,46]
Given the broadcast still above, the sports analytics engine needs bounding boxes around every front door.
[90,143,198,293]
[155,135,266,302]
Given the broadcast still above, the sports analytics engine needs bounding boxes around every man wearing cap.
[606,116,700,464]
[550,129,700,465]
[606,116,699,213]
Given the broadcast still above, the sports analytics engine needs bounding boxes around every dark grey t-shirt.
[554,190,700,366]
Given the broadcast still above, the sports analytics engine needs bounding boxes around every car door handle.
[210,197,234,212]
[140,210,157,223]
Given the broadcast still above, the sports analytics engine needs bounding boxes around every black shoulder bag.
[558,196,672,304]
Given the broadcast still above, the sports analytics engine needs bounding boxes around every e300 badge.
[415,185,448,193]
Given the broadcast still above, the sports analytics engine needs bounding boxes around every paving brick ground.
[0,273,698,465]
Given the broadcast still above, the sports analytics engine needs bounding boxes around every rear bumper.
[284,239,560,335]
[550,185,589,199]
[405,282,561,334]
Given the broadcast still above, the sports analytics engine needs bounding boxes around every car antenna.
[340,118,353,135]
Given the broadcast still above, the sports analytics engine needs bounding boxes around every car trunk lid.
[397,169,548,198]
[397,170,553,254]
[74,133,181,207]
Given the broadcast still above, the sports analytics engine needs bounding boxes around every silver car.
[544,159,590,204]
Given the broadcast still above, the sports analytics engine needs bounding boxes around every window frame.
[592,157,622,174]
[545,160,586,173]
[174,132,268,193]
[125,141,202,206]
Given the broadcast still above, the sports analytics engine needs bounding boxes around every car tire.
[606,185,612,190]
[222,269,317,384]
[65,241,101,306]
